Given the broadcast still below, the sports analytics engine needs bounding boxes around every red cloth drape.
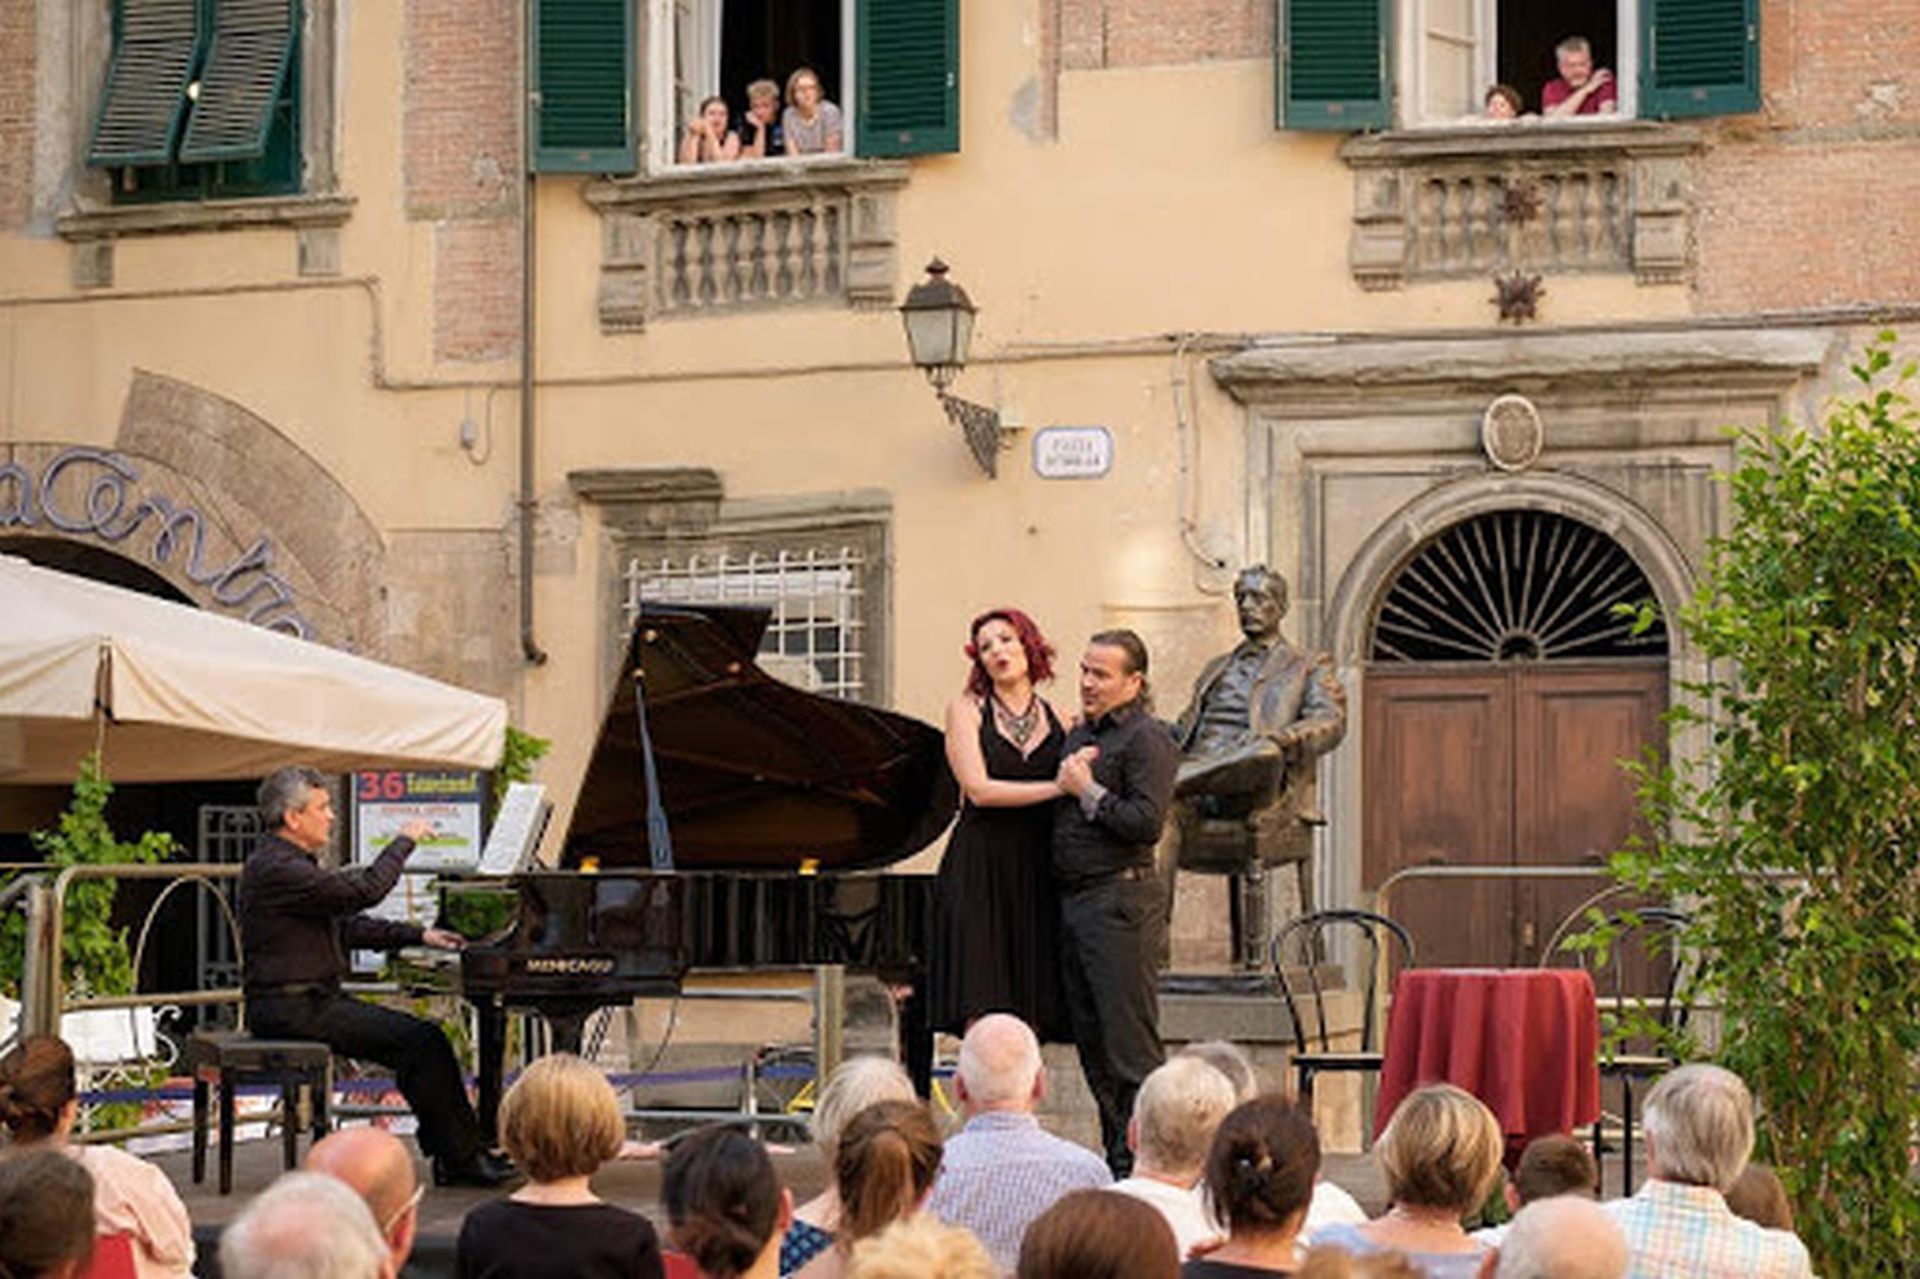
[1373,968,1600,1144]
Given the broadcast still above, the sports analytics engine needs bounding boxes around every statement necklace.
[991,691,1041,749]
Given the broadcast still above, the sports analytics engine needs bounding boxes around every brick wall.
[1058,0,1269,71]
[1694,0,1920,312]
[0,0,34,229]
[404,0,521,362]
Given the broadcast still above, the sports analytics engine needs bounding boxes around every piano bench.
[184,1031,333,1195]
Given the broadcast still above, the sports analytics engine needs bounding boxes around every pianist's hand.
[401,819,437,843]
[421,927,466,950]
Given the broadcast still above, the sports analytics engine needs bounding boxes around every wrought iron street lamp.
[900,259,1009,477]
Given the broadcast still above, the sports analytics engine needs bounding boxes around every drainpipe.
[519,0,548,667]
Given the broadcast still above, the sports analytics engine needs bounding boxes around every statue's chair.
[1273,908,1413,1129]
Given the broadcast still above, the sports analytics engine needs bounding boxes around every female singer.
[928,608,1068,1039]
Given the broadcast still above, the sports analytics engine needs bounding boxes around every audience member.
[1724,1162,1794,1232]
[1178,1040,1365,1234]
[794,1099,943,1279]
[1111,1056,1239,1256]
[0,1148,95,1279]
[679,95,740,164]
[927,1014,1109,1270]
[305,1126,422,1276]
[739,79,784,158]
[1483,85,1522,120]
[1541,37,1616,116]
[1019,1188,1178,1279]
[1473,1135,1598,1245]
[1480,1195,1625,1279]
[1298,1250,1424,1279]
[849,1214,996,1279]
[1603,1065,1810,1278]
[1311,1085,1499,1279]
[1183,1095,1319,1277]
[661,1125,789,1279]
[454,1053,665,1279]
[220,1170,392,1279]
[782,68,843,155]
[782,1056,917,1273]
[0,1035,192,1278]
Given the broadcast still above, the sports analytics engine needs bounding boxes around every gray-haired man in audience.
[1603,1063,1811,1278]
[927,1013,1110,1271]
[1482,1194,1626,1279]
[220,1170,394,1279]
[306,1127,422,1275]
[1109,1055,1238,1256]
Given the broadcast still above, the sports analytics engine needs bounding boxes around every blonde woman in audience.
[454,1053,666,1279]
[1018,1189,1179,1279]
[1309,1085,1499,1279]
[782,67,843,155]
[793,1099,942,1279]
[0,1035,191,1279]
[662,1125,791,1279]
[1183,1095,1319,1277]
[0,1149,96,1279]
[848,1215,996,1279]
[781,1055,917,1272]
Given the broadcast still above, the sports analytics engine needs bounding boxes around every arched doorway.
[1361,509,1670,967]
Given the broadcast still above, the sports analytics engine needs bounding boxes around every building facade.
[2,0,1917,963]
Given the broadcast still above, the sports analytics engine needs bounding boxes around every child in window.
[782,68,843,156]
[679,95,741,164]
[739,79,784,158]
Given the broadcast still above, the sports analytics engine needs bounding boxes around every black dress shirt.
[238,832,424,991]
[1052,699,1179,890]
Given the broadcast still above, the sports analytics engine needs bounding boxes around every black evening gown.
[929,701,1067,1040]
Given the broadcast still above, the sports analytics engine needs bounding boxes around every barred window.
[621,544,872,700]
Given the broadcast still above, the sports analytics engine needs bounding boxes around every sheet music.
[479,782,551,875]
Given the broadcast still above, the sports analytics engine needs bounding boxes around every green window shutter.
[856,0,958,157]
[533,0,636,174]
[1642,0,1758,119]
[88,0,204,168]
[1279,0,1390,131]
[178,0,297,163]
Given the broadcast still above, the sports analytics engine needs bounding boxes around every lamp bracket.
[938,392,1013,478]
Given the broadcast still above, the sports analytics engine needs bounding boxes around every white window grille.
[622,547,868,700]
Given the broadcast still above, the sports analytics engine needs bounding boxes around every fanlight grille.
[1370,510,1669,663]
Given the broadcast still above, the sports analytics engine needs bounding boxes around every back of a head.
[0,1148,95,1279]
[1298,1249,1424,1279]
[1133,1056,1238,1179]
[834,1100,943,1246]
[1175,1040,1260,1104]
[498,1052,625,1184]
[219,1171,390,1279]
[1016,1189,1178,1279]
[813,1056,916,1167]
[1642,1063,1754,1192]
[0,1036,76,1142]
[1377,1084,1502,1213]
[1493,1194,1628,1279]
[662,1126,783,1279]
[848,1213,996,1279]
[1512,1134,1598,1204]
[1203,1095,1320,1236]
[957,1014,1042,1109]
[304,1127,417,1238]
[1724,1162,1794,1232]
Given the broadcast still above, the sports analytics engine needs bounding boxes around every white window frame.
[643,0,858,174]
[1397,0,1639,128]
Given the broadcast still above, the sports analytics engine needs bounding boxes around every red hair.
[964,608,1056,698]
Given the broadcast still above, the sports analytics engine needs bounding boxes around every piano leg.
[547,1011,588,1056]
[898,980,933,1099]
[477,1001,506,1147]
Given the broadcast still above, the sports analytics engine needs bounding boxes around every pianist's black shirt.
[1052,698,1179,891]
[238,831,424,992]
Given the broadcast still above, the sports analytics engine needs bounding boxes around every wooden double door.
[1363,661,1666,969]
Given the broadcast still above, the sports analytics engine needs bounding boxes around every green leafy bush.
[1603,333,1920,1273]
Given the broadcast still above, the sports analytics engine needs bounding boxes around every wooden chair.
[1272,908,1413,1117]
[185,1030,332,1195]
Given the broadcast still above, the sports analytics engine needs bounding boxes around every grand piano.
[446,603,958,1138]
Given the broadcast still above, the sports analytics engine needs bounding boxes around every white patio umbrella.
[0,555,507,783]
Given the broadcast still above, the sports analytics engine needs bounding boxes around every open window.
[1278,0,1756,130]
[531,0,957,175]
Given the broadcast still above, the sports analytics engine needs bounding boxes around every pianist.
[239,766,516,1188]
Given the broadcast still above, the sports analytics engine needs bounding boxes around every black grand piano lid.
[562,603,960,872]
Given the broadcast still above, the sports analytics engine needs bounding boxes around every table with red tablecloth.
[1372,968,1600,1151]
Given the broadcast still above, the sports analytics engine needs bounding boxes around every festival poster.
[351,770,487,970]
